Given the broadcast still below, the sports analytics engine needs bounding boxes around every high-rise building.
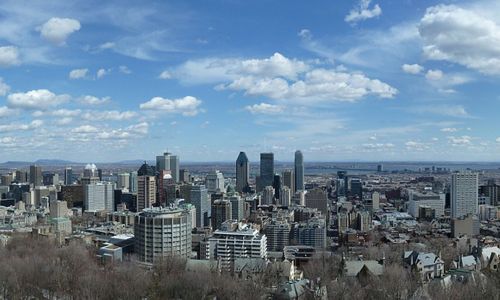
[229,194,244,221]
[179,169,190,183]
[273,174,281,200]
[291,217,326,249]
[64,167,73,185]
[137,163,156,212]
[305,188,328,215]
[408,190,445,218]
[480,179,500,206]
[29,165,42,187]
[262,186,275,205]
[205,170,225,193]
[377,164,384,172]
[84,182,115,212]
[190,185,210,227]
[259,153,274,192]
[117,173,130,190]
[156,152,180,182]
[336,171,348,197]
[264,219,291,252]
[170,155,179,183]
[129,171,138,193]
[282,170,295,194]
[236,152,250,193]
[279,186,292,206]
[294,150,304,191]
[451,171,479,219]
[134,206,192,263]
[211,199,232,230]
[81,164,99,185]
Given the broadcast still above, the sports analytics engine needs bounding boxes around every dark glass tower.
[259,153,274,192]
[236,152,250,193]
[294,150,304,191]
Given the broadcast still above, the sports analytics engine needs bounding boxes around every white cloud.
[402,64,424,74]
[140,96,202,116]
[82,110,137,121]
[96,68,110,79]
[245,103,284,115]
[441,127,458,133]
[425,69,443,80]
[69,68,88,79]
[0,106,16,118]
[0,46,20,67]
[38,17,81,46]
[71,125,99,133]
[345,0,382,24]
[79,95,110,106]
[448,135,472,146]
[414,105,469,118]
[7,89,69,110]
[405,141,429,151]
[0,120,43,133]
[158,70,172,79]
[119,65,131,74]
[0,77,10,96]
[419,4,500,75]
[33,109,81,118]
[100,42,115,49]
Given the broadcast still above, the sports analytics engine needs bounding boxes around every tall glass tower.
[294,150,304,191]
[236,152,249,193]
[259,153,274,191]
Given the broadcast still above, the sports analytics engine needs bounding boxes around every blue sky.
[0,0,500,162]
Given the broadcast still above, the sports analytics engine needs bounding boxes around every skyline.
[1,0,500,162]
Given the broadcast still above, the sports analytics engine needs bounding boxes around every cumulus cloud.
[71,125,99,133]
[441,127,458,133]
[82,110,137,121]
[245,103,285,115]
[0,46,20,67]
[79,95,110,106]
[7,89,69,110]
[69,68,88,79]
[0,106,16,118]
[414,105,469,118]
[448,135,472,146]
[158,70,172,79]
[140,96,202,116]
[425,69,443,81]
[97,68,110,79]
[0,120,43,133]
[0,77,10,96]
[38,17,81,46]
[402,64,424,74]
[119,65,131,74]
[405,141,429,151]
[419,4,500,75]
[345,0,382,24]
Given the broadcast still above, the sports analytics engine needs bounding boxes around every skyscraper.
[29,165,42,187]
[205,170,225,193]
[170,155,179,183]
[84,182,115,212]
[156,152,180,182]
[451,171,479,219]
[190,185,210,227]
[259,153,274,192]
[282,170,295,194]
[211,199,232,230]
[64,167,73,185]
[137,162,156,212]
[294,150,304,191]
[236,152,250,193]
[129,171,138,193]
[273,174,281,200]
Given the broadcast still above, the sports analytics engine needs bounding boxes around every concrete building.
[211,199,232,230]
[294,150,304,191]
[156,152,180,182]
[305,188,328,215]
[479,205,498,221]
[291,217,326,249]
[205,170,225,193]
[262,186,275,205]
[408,190,445,219]
[137,163,156,212]
[279,186,292,207]
[236,152,250,193]
[229,194,244,221]
[480,179,500,206]
[29,165,42,187]
[117,173,130,190]
[84,182,115,212]
[451,171,478,219]
[206,221,267,272]
[190,185,210,227]
[134,206,192,263]
[264,219,291,252]
[282,169,295,194]
[451,214,480,238]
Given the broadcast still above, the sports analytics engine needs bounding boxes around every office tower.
[29,165,42,186]
[179,184,193,202]
[84,182,115,212]
[81,164,99,185]
[305,188,328,215]
[350,178,363,199]
[264,219,291,252]
[64,167,73,185]
[480,179,500,206]
[291,217,327,249]
[365,191,380,213]
[294,150,304,191]
[190,185,210,227]
[117,173,130,190]
[137,163,156,212]
[336,171,348,197]
[408,190,445,218]
[134,206,192,263]
[272,174,281,200]
[129,171,138,193]
[229,194,244,221]
[211,199,232,230]
[1,174,12,186]
[262,186,275,205]
[259,153,274,192]
[451,171,479,219]
[282,170,295,194]
[207,221,267,272]
[205,170,225,193]
[15,170,27,183]
[156,152,180,182]
[43,173,59,186]
[356,211,372,232]
[97,169,103,181]
[50,200,68,218]
[179,169,191,183]
[162,173,177,205]
[377,164,384,172]
[236,152,250,193]
[279,186,292,206]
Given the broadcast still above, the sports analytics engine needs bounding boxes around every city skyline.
[0,0,500,162]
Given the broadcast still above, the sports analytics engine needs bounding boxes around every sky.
[0,0,500,162]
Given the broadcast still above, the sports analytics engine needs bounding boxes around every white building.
[117,173,130,190]
[279,186,291,206]
[206,222,267,272]
[205,170,225,193]
[408,190,445,218]
[84,182,115,212]
[479,205,498,221]
[262,186,275,205]
[451,171,478,219]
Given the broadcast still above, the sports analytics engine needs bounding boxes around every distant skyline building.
[29,165,42,187]
[190,185,210,227]
[282,169,295,194]
[64,167,73,185]
[451,171,479,219]
[117,173,130,190]
[156,152,180,183]
[211,199,232,230]
[259,153,274,192]
[129,171,138,193]
[294,150,304,191]
[235,152,250,193]
[137,162,156,212]
[205,170,225,193]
